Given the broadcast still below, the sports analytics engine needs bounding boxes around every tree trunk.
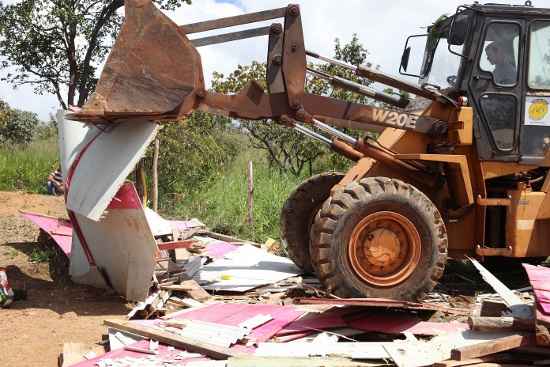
[247,161,254,227]
[135,159,148,205]
[152,139,160,212]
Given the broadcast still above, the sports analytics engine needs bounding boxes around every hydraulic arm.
[68,0,460,180]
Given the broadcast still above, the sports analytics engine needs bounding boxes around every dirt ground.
[0,191,127,367]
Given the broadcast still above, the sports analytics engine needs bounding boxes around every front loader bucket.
[80,0,204,120]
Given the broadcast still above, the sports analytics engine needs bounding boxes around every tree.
[212,35,377,176]
[0,0,191,109]
[0,99,40,145]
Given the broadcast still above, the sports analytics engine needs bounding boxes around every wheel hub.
[348,211,421,287]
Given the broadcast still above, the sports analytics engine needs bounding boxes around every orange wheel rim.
[348,211,421,287]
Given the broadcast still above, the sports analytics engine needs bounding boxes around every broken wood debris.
[469,257,533,320]
[104,319,239,360]
[450,333,535,361]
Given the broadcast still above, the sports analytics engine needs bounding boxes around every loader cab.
[402,3,550,165]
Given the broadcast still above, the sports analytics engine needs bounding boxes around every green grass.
[168,149,308,243]
[29,247,55,263]
[0,138,58,193]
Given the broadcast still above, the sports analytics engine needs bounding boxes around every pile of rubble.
[26,205,550,367]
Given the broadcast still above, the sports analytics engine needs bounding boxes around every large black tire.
[310,177,448,300]
[281,172,345,274]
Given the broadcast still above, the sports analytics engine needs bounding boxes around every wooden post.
[152,138,160,212]
[247,160,254,226]
[135,158,148,205]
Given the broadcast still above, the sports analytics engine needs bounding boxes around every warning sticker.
[525,96,550,126]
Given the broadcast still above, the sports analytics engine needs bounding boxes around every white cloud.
[3,0,550,119]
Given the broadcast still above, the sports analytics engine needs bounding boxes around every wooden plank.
[476,197,512,207]
[181,7,287,34]
[191,26,271,47]
[104,320,238,360]
[468,317,534,332]
[469,257,533,320]
[450,334,534,361]
[157,240,196,251]
[433,353,513,367]
[161,280,210,302]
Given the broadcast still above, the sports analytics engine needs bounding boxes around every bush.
[0,107,40,145]
[148,112,241,210]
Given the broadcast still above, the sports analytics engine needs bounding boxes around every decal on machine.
[372,109,418,129]
[525,96,550,126]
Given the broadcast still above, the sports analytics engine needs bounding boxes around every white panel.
[66,119,159,221]
[68,235,91,278]
[144,207,173,237]
[194,245,302,292]
[56,110,99,176]
[73,208,157,301]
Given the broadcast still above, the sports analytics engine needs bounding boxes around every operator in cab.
[485,41,517,85]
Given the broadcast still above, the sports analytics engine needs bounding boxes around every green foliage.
[34,116,58,141]
[0,0,191,108]
[0,137,58,193]
[0,99,40,145]
[29,247,55,263]
[150,112,240,210]
[171,149,307,242]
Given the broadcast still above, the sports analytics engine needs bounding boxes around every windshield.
[420,36,463,89]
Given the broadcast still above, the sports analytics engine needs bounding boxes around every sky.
[2,0,550,120]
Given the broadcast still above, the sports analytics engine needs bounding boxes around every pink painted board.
[69,340,209,367]
[167,303,303,342]
[524,264,550,315]
[248,307,304,342]
[204,240,239,259]
[347,312,469,335]
[133,303,304,351]
[20,211,73,256]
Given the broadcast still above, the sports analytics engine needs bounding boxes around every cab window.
[529,21,550,90]
[479,23,520,86]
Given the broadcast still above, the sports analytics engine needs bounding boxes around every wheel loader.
[68,0,550,300]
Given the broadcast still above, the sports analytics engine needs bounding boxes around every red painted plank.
[157,240,196,251]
